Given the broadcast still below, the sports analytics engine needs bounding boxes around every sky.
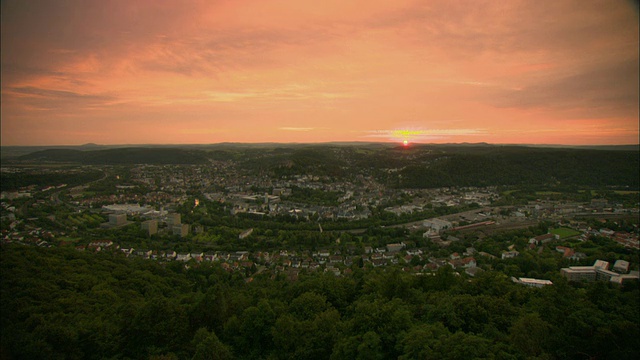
[1,0,638,146]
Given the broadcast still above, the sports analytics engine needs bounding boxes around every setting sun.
[0,0,637,146]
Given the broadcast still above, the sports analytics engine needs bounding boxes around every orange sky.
[1,0,638,146]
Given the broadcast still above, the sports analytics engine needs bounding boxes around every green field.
[535,191,562,195]
[578,190,639,195]
[551,227,581,239]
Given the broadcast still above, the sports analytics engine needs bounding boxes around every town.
[2,147,639,287]
[2,144,639,360]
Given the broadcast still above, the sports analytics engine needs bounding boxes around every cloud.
[487,58,639,118]
[364,128,486,141]
[4,86,118,111]
[279,127,316,132]
[1,0,637,145]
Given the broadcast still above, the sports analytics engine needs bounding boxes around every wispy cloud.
[279,127,316,132]
[1,0,637,145]
[364,128,486,140]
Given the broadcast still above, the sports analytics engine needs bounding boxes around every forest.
[5,144,639,189]
[1,244,639,360]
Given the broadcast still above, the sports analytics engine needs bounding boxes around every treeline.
[240,147,348,178]
[2,245,639,360]
[17,148,209,165]
[0,169,104,192]
[396,147,639,188]
[8,144,640,188]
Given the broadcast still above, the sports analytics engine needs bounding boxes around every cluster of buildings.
[2,159,639,288]
[561,260,639,285]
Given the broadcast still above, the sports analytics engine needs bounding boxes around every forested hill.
[394,146,640,188]
[16,147,209,165]
[2,245,639,359]
[7,144,640,188]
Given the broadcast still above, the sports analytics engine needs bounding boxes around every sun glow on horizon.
[0,1,637,146]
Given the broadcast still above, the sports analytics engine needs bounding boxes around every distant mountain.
[396,146,639,188]
[17,148,209,165]
[5,143,639,188]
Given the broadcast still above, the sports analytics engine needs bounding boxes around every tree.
[356,331,384,360]
[192,328,233,360]
[398,323,450,360]
[509,313,552,358]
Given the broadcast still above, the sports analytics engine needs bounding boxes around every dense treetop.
[2,244,639,360]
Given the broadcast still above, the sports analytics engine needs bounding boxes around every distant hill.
[5,143,639,188]
[395,146,639,188]
[17,148,209,165]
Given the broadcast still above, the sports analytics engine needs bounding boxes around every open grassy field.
[551,227,581,239]
[535,191,563,195]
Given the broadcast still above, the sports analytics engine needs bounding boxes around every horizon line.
[1,141,639,148]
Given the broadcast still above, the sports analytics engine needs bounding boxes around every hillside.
[5,144,639,188]
[17,148,209,165]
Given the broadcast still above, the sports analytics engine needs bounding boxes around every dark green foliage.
[2,241,639,360]
[397,147,640,188]
[0,169,104,191]
[18,147,209,165]
[9,144,639,188]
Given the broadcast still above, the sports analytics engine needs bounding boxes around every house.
[423,218,452,232]
[406,249,423,256]
[424,263,439,271]
[568,252,587,261]
[89,240,113,248]
[325,265,341,276]
[317,250,330,258]
[555,246,575,258]
[386,243,405,253]
[371,259,386,267]
[529,233,556,245]
[464,247,477,256]
[478,251,497,259]
[176,253,191,262]
[514,277,553,288]
[382,252,395,260]
[501,250,520,259]
[461,257,476,268]
[448,257,476,269]
[135,250,152,258]
[465,267,484,277]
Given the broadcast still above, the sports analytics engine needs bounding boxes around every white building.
[423,218,452,232]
